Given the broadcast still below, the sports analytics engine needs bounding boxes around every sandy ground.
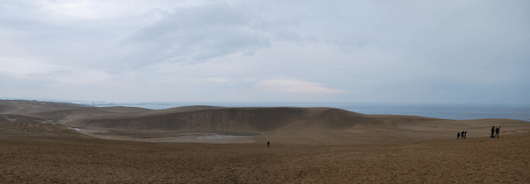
[3,100,530,145]
[1,100,529,183]
[75,128,256,143]
[1,131,529,183]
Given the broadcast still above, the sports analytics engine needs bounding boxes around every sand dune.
[74,106,530,145]
[1,100,529,145]
[1,100,530,183]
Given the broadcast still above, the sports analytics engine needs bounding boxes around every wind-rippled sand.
[1,131,529,183]
[1,100,529,183]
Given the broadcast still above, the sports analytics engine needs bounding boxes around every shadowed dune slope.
[2,100,529,145]
[77,107,310,132]
[75,107,530,144]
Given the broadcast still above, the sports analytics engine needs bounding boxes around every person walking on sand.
[491,126,495,138]
[495,127,500,138]
[461,131,465,139]
[267,141,270,147]
[457,132,460,139]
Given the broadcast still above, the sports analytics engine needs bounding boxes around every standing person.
[457,132,460,139]
[267,141,270,147]
[491,126,495,138]
[464,131,467,139]
[461,131,465,139]
[495,127,500,138]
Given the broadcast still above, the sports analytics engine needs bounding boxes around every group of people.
[456,126,501,139]
[457,131,467,139]
[491,126,500,138]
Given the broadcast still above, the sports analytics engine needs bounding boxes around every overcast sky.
[0,0,529,104]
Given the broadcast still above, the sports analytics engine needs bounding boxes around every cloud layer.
[255,79,346,94]
[0,0,529,103]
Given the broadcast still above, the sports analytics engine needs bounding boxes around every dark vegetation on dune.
[0,104,12,113]
[0,114,43,124]
[0,115,81,137]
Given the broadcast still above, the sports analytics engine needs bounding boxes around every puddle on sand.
[161,133,256,143]
[66,128,256,143]
[67,127,80,131]
[197,134,240,139]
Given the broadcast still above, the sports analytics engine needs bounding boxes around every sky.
[0,0,529,104]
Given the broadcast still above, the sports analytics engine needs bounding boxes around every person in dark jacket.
[491,126,495,138]
[457,132,460,139]
[267,141,270,147]
[495,127,500,138]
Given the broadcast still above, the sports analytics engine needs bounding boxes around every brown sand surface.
[2,100,530,145]
[1,100,530,183]
[1,131,529,183]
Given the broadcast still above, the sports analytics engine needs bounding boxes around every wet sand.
[75,128,256,143]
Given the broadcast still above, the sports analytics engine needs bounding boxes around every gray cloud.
[0,0,529,103]
[124,3,272,64]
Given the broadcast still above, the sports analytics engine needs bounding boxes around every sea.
[76,102,530,122]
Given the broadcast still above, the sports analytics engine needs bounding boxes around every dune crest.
[1,100,529,144]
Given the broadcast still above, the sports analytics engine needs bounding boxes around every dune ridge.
[1,100,529,145]
[2,100,529,183]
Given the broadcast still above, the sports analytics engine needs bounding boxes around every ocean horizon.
[68,101,530,122]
